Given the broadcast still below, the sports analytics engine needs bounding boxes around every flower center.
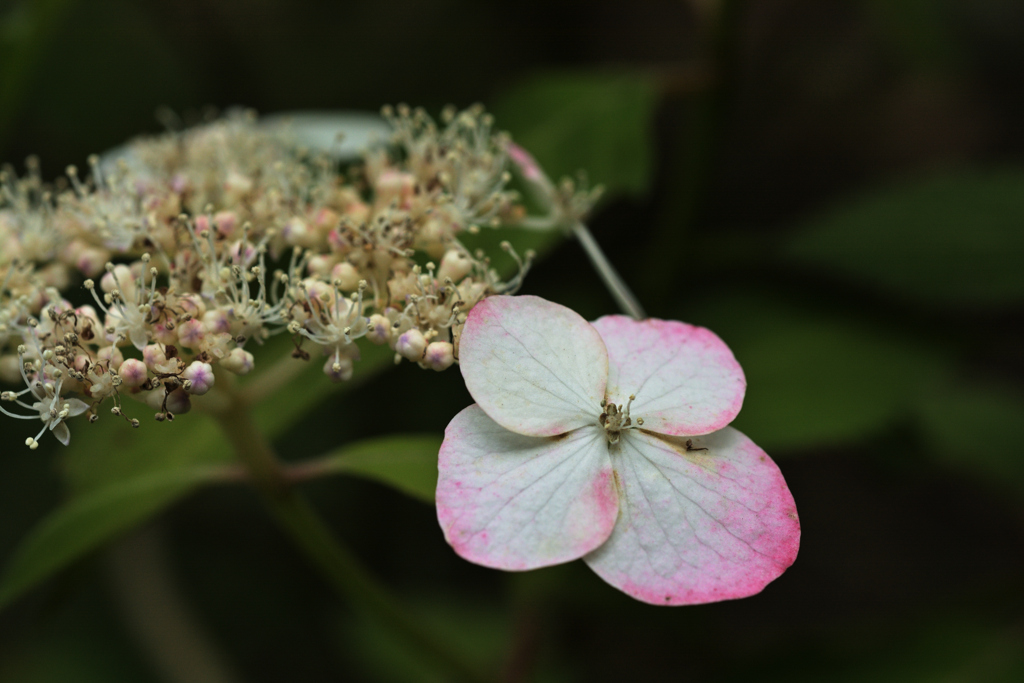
[599,394,644,444]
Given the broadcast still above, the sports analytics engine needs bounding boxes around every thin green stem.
[572,221,646,319]
[210,392,487,683]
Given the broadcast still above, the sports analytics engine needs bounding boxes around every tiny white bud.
[365,315,391,345]
[182,361,215,395]
[423,341,455,372]
[220,348,255,375]
[395,328,427,361]
[118,358,149,388]
[322,356,353,383]
[177,318,205,348]
[330,262,362,292]
[438,250,473,283]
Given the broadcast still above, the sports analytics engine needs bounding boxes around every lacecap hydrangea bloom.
[0,105,551,448]
[436,296,800,605]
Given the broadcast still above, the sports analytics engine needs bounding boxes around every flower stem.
[210,392,487,683]
[571,221,646,320]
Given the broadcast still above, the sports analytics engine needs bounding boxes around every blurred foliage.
[783,170,1024,308]
[2,0,1024,681]
[916,381,1024,500]
[339,597,514,683]
[685,291,949,452]
[0,0,77,144]
[491,72,658,198]
[314,435,443,504]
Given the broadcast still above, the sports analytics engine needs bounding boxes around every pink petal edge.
[436,405,619,571]
[584,426,799,606]
[592,315,746,436]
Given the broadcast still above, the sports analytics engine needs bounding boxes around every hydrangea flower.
[436,296,800,605]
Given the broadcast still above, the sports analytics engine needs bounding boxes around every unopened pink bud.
[97,345,124,367]
[331,262,362,292]
[228,240,256,266]
[142,344,166,371]
[203,310,231,334]
[214,211,238,236]
[152,321,177,345]
[366,314,391,345]
[424,341,455,371]
[77,247,109,277]
[396,328,427,361]
[182,361,215,395]
[375,170,415,208]
[118,358,148,388]
[178,318,205,348]
[220,347,254,375]
[282,217,309,246]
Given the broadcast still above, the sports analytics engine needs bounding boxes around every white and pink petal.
[460,296,608,436]
[437,405,618,571]
[584,427,799,605]
[592,315,745,437]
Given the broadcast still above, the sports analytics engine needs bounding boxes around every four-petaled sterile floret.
[436,296,800,606]
[0,105,535,447]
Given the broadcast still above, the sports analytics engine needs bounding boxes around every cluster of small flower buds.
[0,105,535,447]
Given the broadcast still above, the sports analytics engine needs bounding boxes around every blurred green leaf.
[315,434,443,503]
[777,619,1024,683]
[916,380,1024,498]
[0,0,77,149]
[865,0,961,72]
[684,292,949,452]
[61,409,228,494]
[0,592,153,683]
[491,71,658,197]
[0,466,221,611]
[248,338,396,440]
[783,170,1024,307]
[339,596,512,683]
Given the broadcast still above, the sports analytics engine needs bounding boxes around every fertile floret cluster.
[0,105,536,447]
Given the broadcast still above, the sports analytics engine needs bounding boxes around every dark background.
[2,1,1024,681]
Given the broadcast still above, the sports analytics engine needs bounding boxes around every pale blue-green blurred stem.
[572,221,646,319]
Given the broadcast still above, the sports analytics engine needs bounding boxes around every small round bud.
[220,348,255,375]
[182,361,215,395]
[365,314,391,345]
[214,210,238,236]
[203,310,231,335]
[118,358,148,388]
[330,262,362,292]
[423,341,455,372]
[306,255,335,278]
[323,356,354,383]
[395,328,427,361]
[142,344,167,372]
[164,388,192,416]
[177,318,205,348]
[96,345,124,367]
[281,217,309,246]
